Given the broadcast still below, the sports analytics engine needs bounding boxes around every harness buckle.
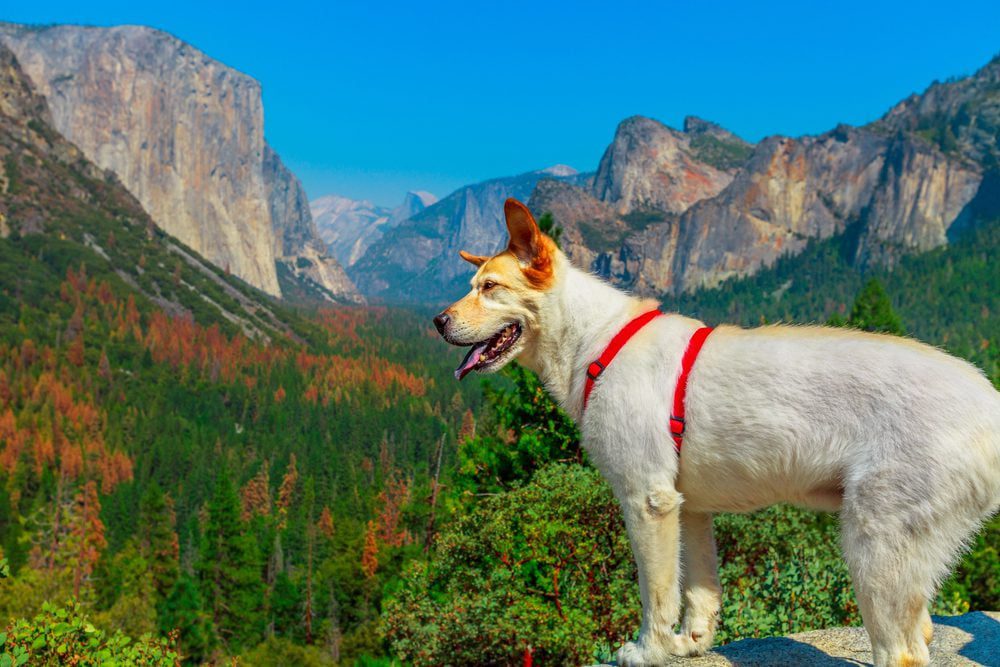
[669,415,685,437]
[587,360,605,381]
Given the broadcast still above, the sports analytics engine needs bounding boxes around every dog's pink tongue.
[455,342,488,380]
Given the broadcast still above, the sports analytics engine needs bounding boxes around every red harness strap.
[582,310,713,455]
[669,326,714,452]
[583,309,664,410]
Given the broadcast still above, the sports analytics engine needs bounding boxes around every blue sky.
[4,1,999,206]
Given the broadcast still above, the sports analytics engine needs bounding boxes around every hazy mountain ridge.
[0,21,360,303]
[312,190,437,268]
[349,165,581,300]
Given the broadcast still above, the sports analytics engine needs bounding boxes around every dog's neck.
[519,256,654,418]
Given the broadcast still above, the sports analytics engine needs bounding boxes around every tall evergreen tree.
[160,573,215,664]
[847,278,906,335]
[196,471,265,652]
[138,481,180,599]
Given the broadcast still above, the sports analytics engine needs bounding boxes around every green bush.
[0,601,178,666]
[241,636,334,666]
[713,507,858,642]
[384,464,639,666]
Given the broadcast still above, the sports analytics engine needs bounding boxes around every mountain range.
[341,58,998,304]
[347,164,587,300]
[1,20,996,313]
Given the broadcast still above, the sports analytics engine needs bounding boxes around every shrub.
[384,464,638,666]
[0,601,178,666]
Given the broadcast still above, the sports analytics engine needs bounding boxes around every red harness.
[582,309,713,453]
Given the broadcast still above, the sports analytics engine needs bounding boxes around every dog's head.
[433,198,559,380]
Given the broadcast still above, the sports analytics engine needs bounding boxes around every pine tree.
[196,471,265,652]
[240,461,272,521]
[69,480,106,598]
[361,520,378,580]
[845,278,906,335]
[160,573,215,663]
[270,571,303,641]
[138,481,180,599]
[94,541,158,639]
[537,211,563,247]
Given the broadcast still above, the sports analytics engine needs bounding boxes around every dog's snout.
[433,312,450,335]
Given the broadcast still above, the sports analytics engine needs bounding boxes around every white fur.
[443,242,1000,667]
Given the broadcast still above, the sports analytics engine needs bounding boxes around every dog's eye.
[481,280,497,291]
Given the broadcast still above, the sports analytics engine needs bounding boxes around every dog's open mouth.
[454,322,522,380]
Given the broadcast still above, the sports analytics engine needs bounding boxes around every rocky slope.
[263,145,362,302]
[312,190,437,268]
[350,166,582,300]
[594,611,1000,666]
[0,22,359,303]
[527,57,999,298]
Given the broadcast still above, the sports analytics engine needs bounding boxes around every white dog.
[433,199,1000,667]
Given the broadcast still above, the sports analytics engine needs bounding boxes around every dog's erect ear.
[504,198,540,264]
[459,250,489,267]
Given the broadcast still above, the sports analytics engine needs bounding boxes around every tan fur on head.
[438,199,559,374]
[503,198,555,289]
[457,199,555,288]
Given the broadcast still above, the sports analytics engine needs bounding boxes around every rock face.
[0,42,107,234]
[263,145,361,302]
[349,166,582,301]
[312,190,437,268]
[592,115,743,215]
[0,22,359,302]
[594,611,1000,666]
[525,57,999,299]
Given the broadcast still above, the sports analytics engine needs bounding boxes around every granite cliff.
[264,145,361,302]
[0,43,299,339]
[592,115,746,215]
[0,22,360,302]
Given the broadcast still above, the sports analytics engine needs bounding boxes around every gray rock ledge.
[595,611,1000,666]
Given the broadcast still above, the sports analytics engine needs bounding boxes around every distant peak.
[537,164,578,177]
[683,115,752,146]
[405,190,438,207]
[683,116,723,134]
[618,115,668,130]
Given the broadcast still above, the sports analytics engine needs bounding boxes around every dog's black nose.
[433,312,450,335]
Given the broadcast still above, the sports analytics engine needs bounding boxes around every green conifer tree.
[839,278,906,335]
[196,471,265,653]
[138,481,180,599]
[160,573,215,664]
[537,211,562,247]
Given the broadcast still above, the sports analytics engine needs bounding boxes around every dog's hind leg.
[616,485,697,666]
[679,508,721,655]
[839,478,962,667]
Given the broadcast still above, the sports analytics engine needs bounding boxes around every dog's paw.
[615,640,657,667]
[615,634,697,666]
[680,616,716,656]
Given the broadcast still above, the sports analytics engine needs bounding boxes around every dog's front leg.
[616,486,696,666]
